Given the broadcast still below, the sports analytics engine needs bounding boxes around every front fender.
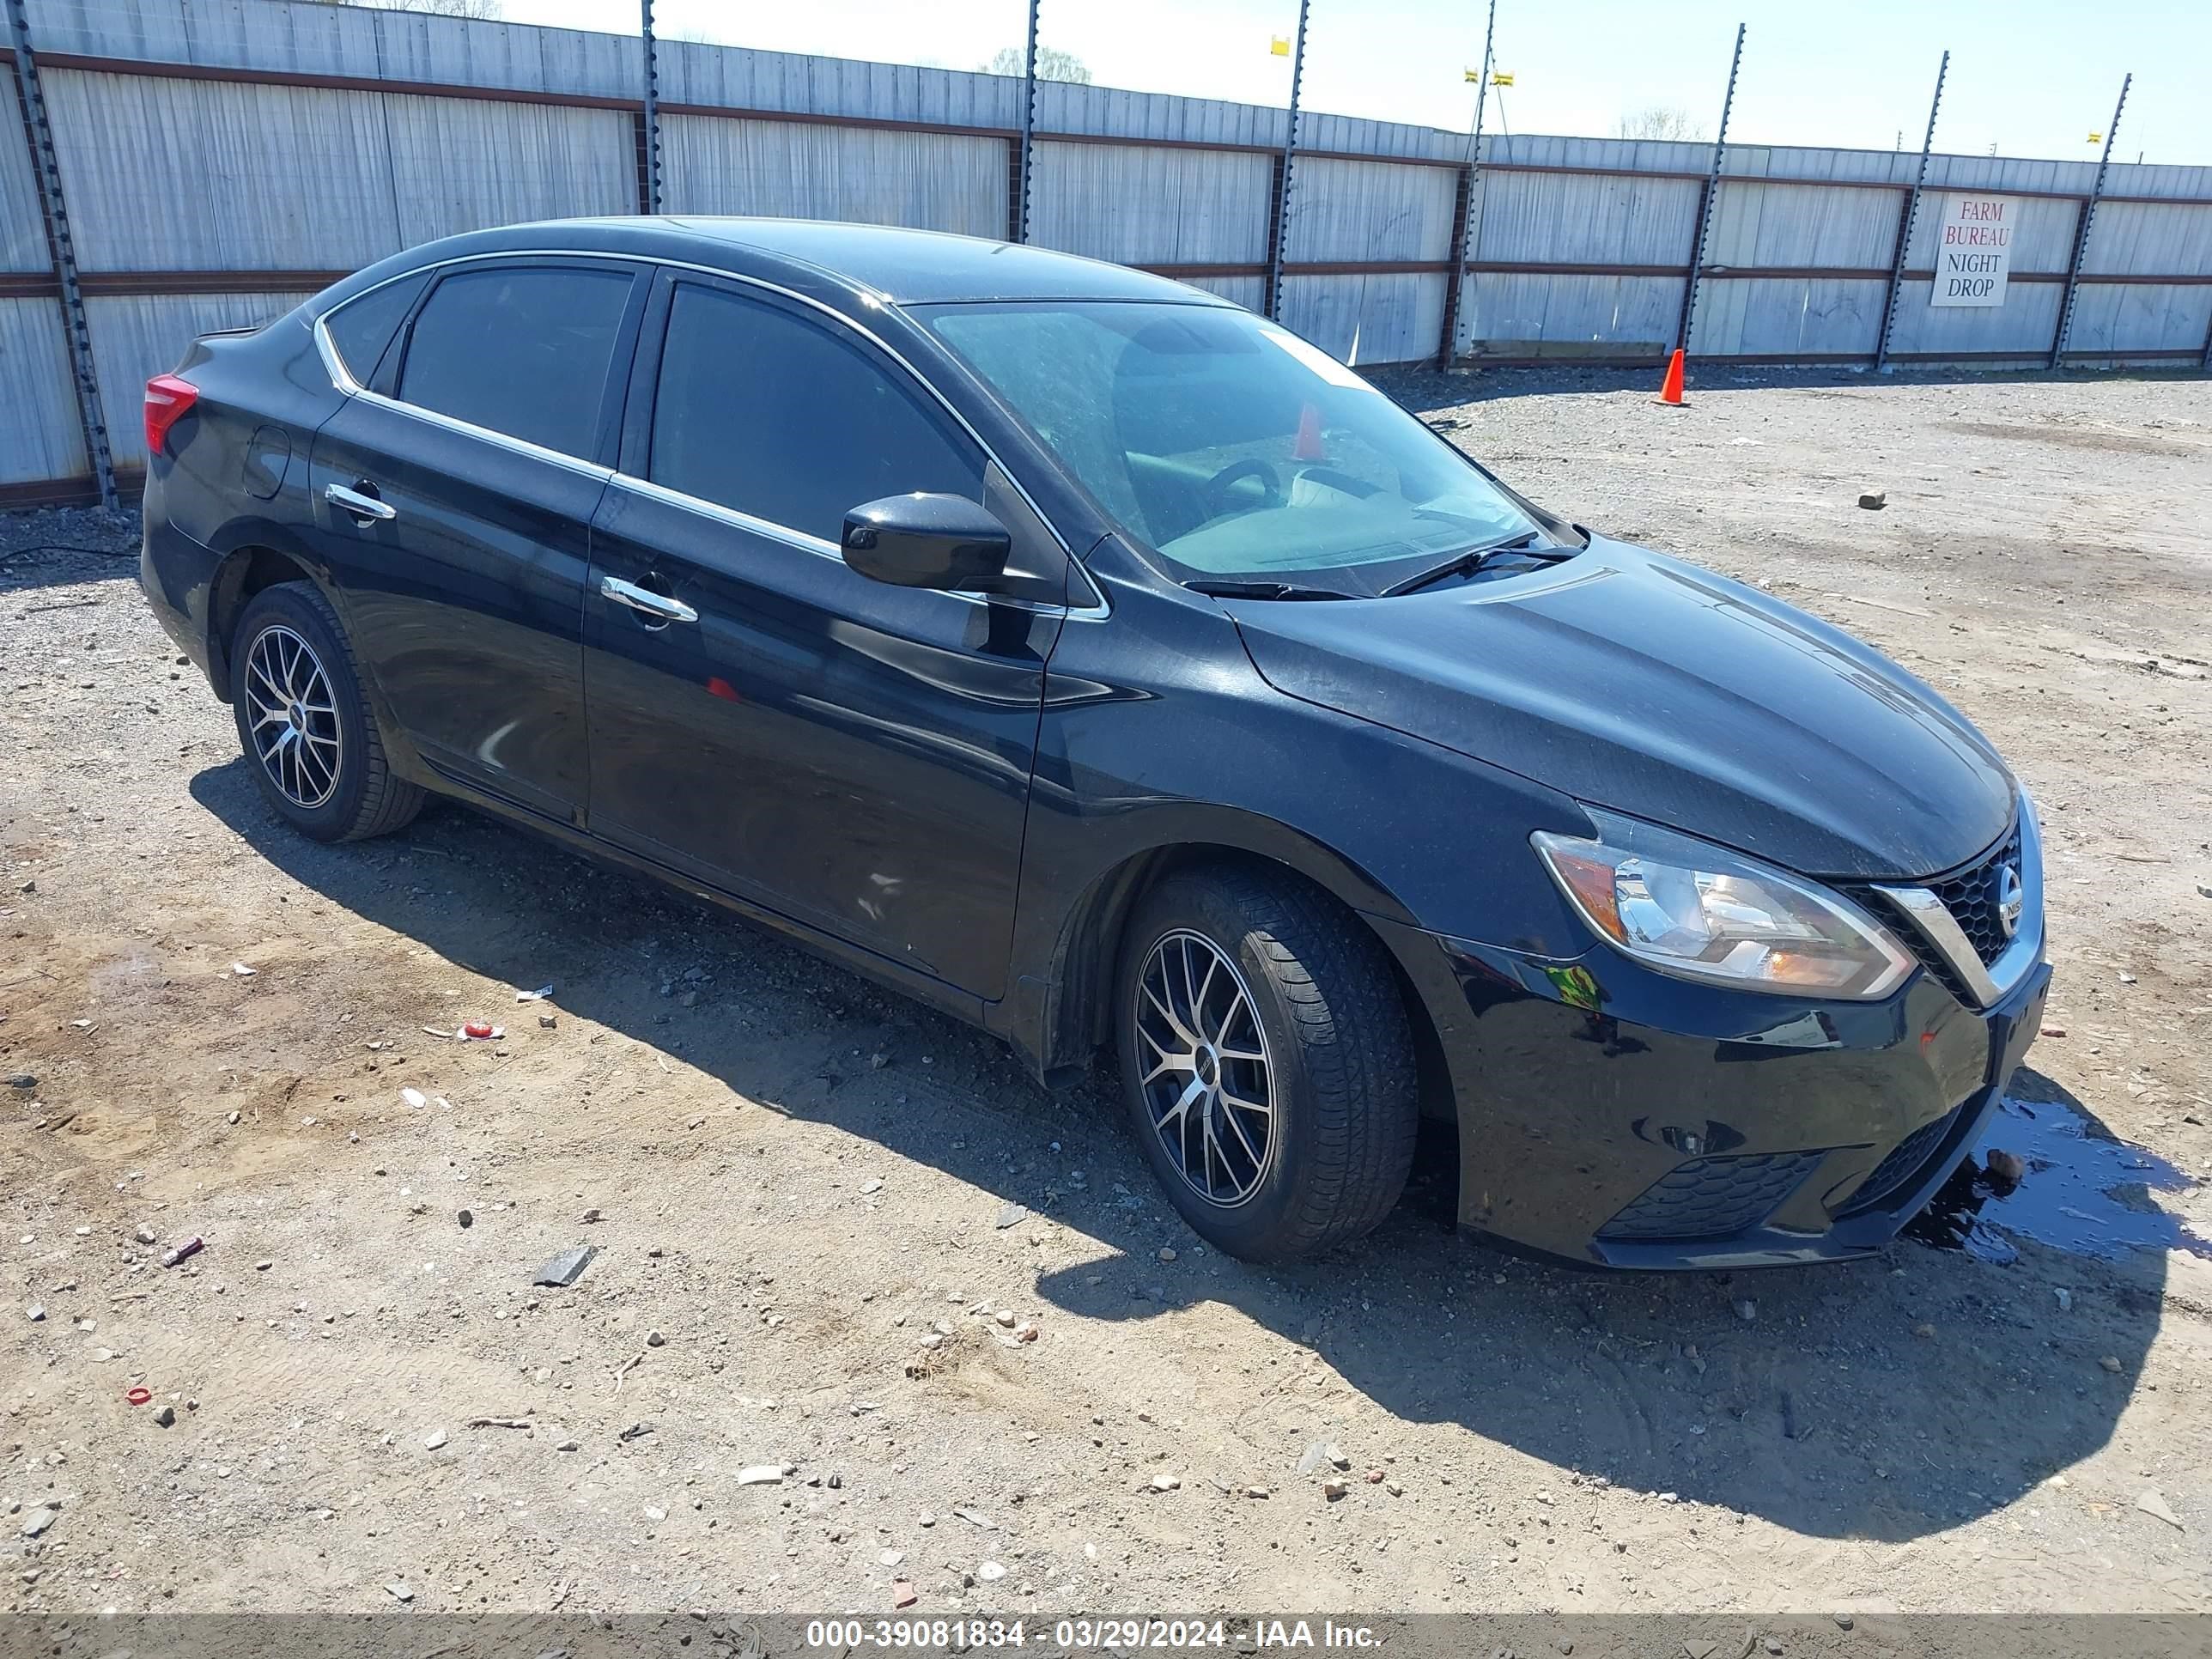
[995,561,1597,1078]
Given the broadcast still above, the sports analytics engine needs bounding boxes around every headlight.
[1531,813,1917,1000]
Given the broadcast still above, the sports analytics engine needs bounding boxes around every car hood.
[1224,538,2014,880]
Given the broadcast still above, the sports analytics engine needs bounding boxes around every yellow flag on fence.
[1492,70,1515,87]
[1462,67,1480,82]
[1270,35,1290,55]
[2087,131,2102,143]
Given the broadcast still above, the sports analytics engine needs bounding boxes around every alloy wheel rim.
[1133,929,1276,1206]
[244,624,343,810]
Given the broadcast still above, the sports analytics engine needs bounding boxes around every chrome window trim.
[606,471,1104,620]
[1875,790,2044,1011]
[308,246,1107,618]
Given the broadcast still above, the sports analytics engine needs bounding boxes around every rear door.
[307,258,647,825]
[581,272,1070,1000]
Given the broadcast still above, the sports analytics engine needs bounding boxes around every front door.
[582,276,1066,1000]
[307,258,647,823]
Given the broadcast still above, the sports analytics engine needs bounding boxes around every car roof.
[477,216,1228,307]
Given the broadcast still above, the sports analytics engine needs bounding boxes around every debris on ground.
[1857,491,1887,510]
[533,1246,598,1287]
[2136,1487,2184,1530]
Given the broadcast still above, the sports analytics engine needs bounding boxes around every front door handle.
[599,574,698,625]
[325,482,396,523]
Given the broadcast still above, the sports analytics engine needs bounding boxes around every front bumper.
[1374,916,2051,1269]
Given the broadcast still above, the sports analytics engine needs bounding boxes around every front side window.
[648,283,981,542]
[398,265,634,459]
[918,301,1550,592]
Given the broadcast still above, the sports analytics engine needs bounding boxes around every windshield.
[916,301,1550,590]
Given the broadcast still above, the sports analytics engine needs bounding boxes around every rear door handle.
[325,482,396,522]
[599,574,698,625]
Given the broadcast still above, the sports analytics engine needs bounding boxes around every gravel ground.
[3,368,2209,1620]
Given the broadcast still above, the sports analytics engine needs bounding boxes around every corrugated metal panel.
[2061,283,2212,353]
[1030,143,1270,265]
[1279,272,1446,366]
[1489,134,1711,175]
[41,70,403,270]
[1041,82,1278,150]
[1461,273,1682,356]
[1691,277,1887,356]
[382,94,634,244]
[1472,170,1700,266]
[660,116,1004,237]
[1903,190,2080,274]
[0,298,87,483]
[1284,158,1456,263]
[0,89,47,272]
[1705,181,1899,270]
[1883,279,2063,360]
[2079,201,2212,276]
[1181,275,1266,311]
[88,292,314,467]
[665,41,1016,131]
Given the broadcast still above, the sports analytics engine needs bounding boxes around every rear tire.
[229,582,423,843]
[1113,862,1419,1261]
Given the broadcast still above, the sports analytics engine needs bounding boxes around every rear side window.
[322,272,428,385]
[649,283,980,541]
[398,266,633,459]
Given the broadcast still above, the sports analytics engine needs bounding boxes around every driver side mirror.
[841,494,1012,592]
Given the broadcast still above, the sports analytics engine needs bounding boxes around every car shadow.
[190,758,2158,1546]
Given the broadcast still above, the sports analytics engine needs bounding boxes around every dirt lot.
[3,367,2210,1620]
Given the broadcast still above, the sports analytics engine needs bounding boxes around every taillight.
[144,374,199,458]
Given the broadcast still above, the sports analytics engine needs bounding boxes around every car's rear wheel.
[229,582,423,842]
[1114,862,1419,1261]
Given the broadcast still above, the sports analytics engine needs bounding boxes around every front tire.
[229,582,423,843]
[1114,863,1419,1261]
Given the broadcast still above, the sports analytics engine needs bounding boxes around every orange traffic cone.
[1654,348,1686,407]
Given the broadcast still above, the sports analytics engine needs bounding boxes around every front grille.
[1852,822,2022,1001]
[1930,823,2022,968]
[1840,1106,1962,1214]
[1597,1151,1825,1242]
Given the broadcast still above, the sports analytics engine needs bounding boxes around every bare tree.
[307,0,506,19]
[982,45,1093,84]
[1613,105,1707,143]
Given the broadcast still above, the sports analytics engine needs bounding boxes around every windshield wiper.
[1183,579,1359,601]
[1379,531,1553,597]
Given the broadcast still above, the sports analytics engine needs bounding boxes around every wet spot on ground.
[1909,1085,2209,1263]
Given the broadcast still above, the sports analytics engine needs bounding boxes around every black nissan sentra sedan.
[138,218,2050,1268]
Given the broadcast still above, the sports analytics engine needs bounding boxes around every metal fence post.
[1674,21,1745,360]
[638,0,664,214]
[1875,49,1947,372]
[6,0,115,507]
[1015,0,1040,244]
[2051,73,2130,368]
[1436,0,1498,368]
[1265,0,1310,323]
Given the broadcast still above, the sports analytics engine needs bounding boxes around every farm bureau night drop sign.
[1930,193,2016,307]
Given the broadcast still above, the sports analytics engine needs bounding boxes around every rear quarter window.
[320,272,428,386]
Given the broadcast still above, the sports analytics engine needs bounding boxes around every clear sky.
[487,0,2204,167]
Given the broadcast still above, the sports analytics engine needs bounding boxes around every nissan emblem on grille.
[1996,863,2024,939]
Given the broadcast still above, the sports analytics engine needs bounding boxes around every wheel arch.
[1020,816,1455,1127]
[202,520,337,701]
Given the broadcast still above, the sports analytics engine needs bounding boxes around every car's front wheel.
[1114,863,1419,1261]
[229,581,423,842]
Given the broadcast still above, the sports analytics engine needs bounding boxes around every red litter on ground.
[461,1020,495,1040]
[126,1387,153,1406]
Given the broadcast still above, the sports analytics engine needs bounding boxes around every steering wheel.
[1201,457,1285,519]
